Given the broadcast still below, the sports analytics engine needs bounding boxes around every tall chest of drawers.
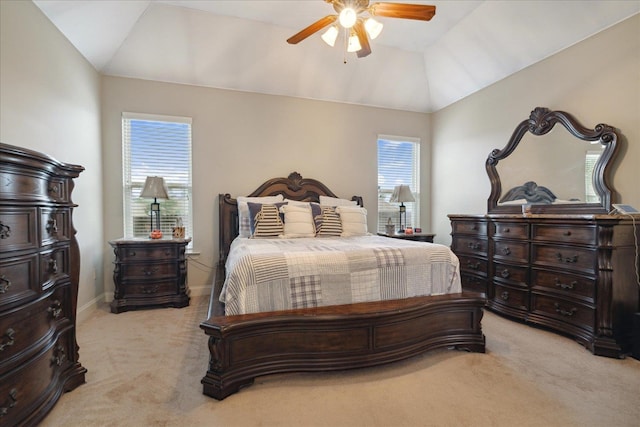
[0,143,86,425]
[450,214,639,358]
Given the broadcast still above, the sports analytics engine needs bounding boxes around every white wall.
[432,14,640,245]
[101,77,431,296]
[0,0,104,319]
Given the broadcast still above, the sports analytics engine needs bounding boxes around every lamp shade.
[140,176,170,200]
[389,185,415,203]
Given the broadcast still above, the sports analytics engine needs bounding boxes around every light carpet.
[41,295,640,426]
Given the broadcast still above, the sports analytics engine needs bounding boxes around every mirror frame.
[486,107,619,214]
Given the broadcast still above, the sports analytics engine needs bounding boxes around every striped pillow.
[247,202,285,238]
[315,206,342,236]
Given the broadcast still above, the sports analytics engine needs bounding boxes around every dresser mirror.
[486,107,619,214]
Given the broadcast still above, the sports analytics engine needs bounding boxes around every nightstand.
[377,232,435,243]
[109,237,191,313]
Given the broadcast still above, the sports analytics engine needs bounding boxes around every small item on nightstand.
[173,217,185,238]
[405,227,413,235]
[385,218,395,235]
[150,229,163,239]
[415,228,422,233]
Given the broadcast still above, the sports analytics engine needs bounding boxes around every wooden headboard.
[218,171,363,264]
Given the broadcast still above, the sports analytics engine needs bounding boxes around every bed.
[200,172,486,400]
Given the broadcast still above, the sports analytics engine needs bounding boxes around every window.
[585,150,601,203]
[122,113,193,242]
[377,136,420,233]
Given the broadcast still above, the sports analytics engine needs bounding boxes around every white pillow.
[280,204,316,238]
[319,195,357,207]
[237,195,284,238]
[336,206,368,237]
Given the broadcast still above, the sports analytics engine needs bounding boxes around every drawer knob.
[143,267,159,276]
[466,260,481,270]
[0,275,11,294]
[48,300,63,319]
[48,257,59,274]
[46,217,58,234]
[142,285,159,294]
[556,253,578,263]
[502,247,511,256]
[467,242,481,250]
[554,302,577,317]
[471,225,478,230]
[127,251,136,257]
[0,388,18,417]
[48,184,60,195]
[500,269,510,279]
[0,222,11,239]
[503,228,510,233]
[563,231,572,236]
[554,278,576,290]
[500,291,509,301]
[0,328,15,352]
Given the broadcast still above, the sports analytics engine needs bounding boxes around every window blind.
[377,136,420,233]
[122,113,193,242]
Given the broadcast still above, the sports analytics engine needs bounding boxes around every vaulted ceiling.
[34,1,639,112]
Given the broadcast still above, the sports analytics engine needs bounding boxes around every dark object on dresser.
[633,312,640,360]
[0,143,86,425]
[201,172,486,400]
[109,238,191,313]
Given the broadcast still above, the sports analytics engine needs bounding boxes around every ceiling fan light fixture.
[347,31,362,53]
[339,7,357,28]
[321,25,339,47]
[364,17,383,40]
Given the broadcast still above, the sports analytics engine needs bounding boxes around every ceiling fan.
[287,0,436,59]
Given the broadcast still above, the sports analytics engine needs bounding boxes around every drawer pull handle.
[554,303,577,317]
[500,291,509,301]
[466,261,481,270]
[48,300,63,319]
[0,275,11,294]
[500,269,510,278]
[556,253,578,263]
[467,242,480,250]
[503,228,510,233]
[128,251,136,257]
[563,231,572,236]
[0,222,11,239]
[142,285,159,294]
[48,185,59,195]
[0,328,15,352]
[554,279,577,290]
[0,388,18,417]
[47,217,58,234]
[143,267,159,276]
[502,247,511,256]
[49,257,59,274]
[51,344,66,366]
[471,225,478,230]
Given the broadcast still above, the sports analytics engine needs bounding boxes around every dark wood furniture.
[109,238,191,313]
[450,108,639,358]
[200,172,486,400]
[0,143,86,426]
[377,232,435,243]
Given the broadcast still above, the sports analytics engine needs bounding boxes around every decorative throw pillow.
[315,206,342,237]
[237,195,284,238]
[335,206,368,237]
[247,202,285,238]
[319,195,357,207]
[280,203,316,238]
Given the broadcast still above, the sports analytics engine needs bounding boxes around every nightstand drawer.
[122,280,178,297]
[117,245,177,261]
[120,261,176,280]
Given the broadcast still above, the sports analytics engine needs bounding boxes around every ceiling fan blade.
[369,3,436,21]
[287,15,338,44]
[354,21,372,58]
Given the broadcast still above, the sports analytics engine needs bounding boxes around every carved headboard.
[218,172,363,264]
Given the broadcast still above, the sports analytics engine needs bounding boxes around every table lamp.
[140,176,170,239]
[389,184,415,232]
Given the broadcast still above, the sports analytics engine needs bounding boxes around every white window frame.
[122,112,193,244]
[377,135,420,233]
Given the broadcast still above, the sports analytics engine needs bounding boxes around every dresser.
[109,238,190,313]
[450,214,639,358]
[0,143,86,425]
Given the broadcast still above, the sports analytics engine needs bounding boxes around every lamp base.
[149,230,163,239]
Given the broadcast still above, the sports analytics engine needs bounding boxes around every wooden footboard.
[200,292,486,400]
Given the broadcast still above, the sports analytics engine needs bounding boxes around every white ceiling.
[33,0,639,112]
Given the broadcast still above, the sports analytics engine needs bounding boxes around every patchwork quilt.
[220,235,462,315]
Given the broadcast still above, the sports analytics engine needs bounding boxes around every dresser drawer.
[531,268,595,304]
[458,254,488,277]
[0,253,39,310]
[531,293,595,332]
[493,262,528,287]
[120,261,176,280]
[531,244,596,275]
[0,170,69,203]
[0,207,38,252]
[531,224,596,245]
[40,247,70,290]
[0,286,68,371]
[451,236,487,256]
[40,208,71,247]
[117,244,178,261]
[492,221,528,239]
[451,220,487,235]
[493,283,529,312]
[460,273,488,294]
[492,240,528,263]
